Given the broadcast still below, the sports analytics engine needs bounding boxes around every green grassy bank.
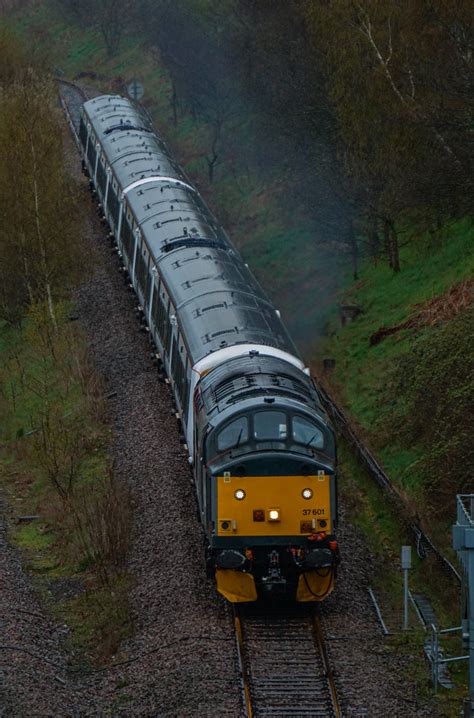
[316,219,473,536]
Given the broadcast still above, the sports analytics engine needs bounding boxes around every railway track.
[234,604,341,718]
[57,79,87,143]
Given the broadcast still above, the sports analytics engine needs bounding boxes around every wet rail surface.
[234,604,341,718]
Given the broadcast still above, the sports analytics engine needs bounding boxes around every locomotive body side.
[79,95,339,602]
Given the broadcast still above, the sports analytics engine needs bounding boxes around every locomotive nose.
[216,471,333,539]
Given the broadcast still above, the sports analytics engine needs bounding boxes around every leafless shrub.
[72,468,132,586]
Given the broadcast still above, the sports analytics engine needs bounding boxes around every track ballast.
[234,604,341,718]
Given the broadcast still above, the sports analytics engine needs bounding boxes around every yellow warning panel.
[217,474,331,537]
[296,570,334,602]
[216,569,258,603]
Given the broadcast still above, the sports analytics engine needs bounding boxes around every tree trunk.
[383,218,400,273]
[368,214,379,264]
[207,153,218,183]
[348,220,358,280]
[29,137,58,331]
[18,230,34,305]
[171,80,178,126]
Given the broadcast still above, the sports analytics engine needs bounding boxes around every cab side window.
[293,416,324,449]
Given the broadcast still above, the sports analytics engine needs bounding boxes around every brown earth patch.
[369,278,474,346]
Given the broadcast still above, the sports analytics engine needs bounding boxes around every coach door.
[166,304,177,378]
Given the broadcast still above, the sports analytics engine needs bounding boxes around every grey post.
[452,495,474,717]
[401,545,412,630]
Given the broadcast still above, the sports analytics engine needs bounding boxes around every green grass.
[54,575,133,664]
[14,522,54,552]
[318,218,473,464]
[311,219,472,593]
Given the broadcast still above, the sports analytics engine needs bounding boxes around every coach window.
[292,416,324,449]
[217,417,248,452]
[254,411,287,441]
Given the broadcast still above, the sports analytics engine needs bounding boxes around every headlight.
[302,488,313,500]
[234,489,246,500]
[268,508,280,522]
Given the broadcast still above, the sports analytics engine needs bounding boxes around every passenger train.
[79,95,339,602]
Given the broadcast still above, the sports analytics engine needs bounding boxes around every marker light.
[253,509,265,522]
[234,489,246,500]
[308,532,326,542]
[268,509,280,522]
[302,488,313,500]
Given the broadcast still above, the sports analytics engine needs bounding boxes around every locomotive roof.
[83,95,301,365]
[197,353,325,420]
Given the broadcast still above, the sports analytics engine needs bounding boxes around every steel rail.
[315,379,461,583]
[56,79,88,148]
[233,605,253,718]
[312,610,342,718]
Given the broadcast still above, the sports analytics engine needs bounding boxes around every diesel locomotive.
[78,94,339,602]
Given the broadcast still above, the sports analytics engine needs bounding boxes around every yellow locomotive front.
[215,470,337,602]
[194,355,339,604]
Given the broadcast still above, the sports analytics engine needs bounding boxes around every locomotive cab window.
[217,417,248,452]
[292,416,324,449]
[254,411,287,441]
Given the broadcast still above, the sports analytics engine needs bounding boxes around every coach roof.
[83,96,184,190]
[155,245,299,364]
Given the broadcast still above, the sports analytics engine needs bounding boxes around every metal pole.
[469,499,474,717]
[452,496,474,716]
[401,546,412,630]
[403,568,409,630]
[468,544,474,716]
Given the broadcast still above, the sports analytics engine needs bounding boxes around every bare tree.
[0,70,83,324]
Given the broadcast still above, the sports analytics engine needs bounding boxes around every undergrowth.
[0,307,133,662]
